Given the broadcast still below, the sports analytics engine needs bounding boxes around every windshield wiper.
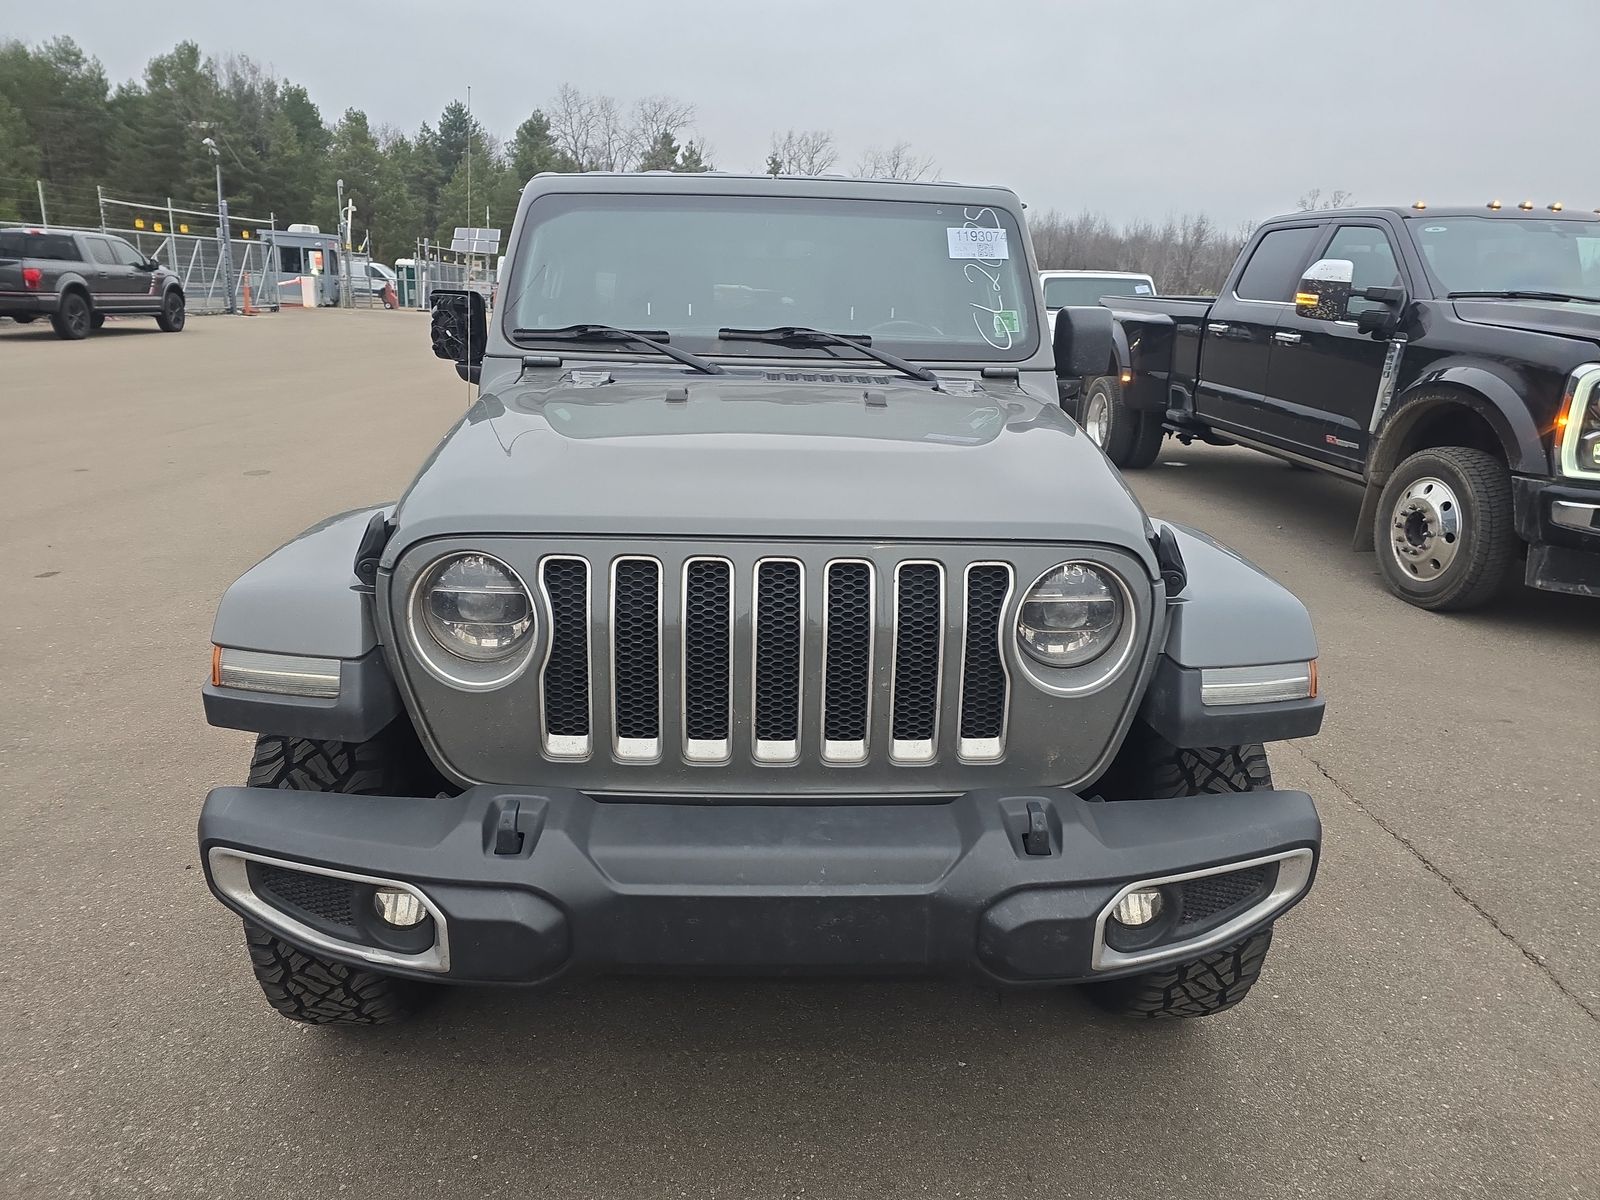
[509,324,726,375]
[717,326,942,389]
[1446,289,1600,304]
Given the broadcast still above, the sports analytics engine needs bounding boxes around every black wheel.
[50,291,92,339]
[91,312,106,330]
[1081,375,1163,469]
[1373,445,1516,611]
[237,729,437,1026]
[156,289,186,332]
[1083,734,1279,1019]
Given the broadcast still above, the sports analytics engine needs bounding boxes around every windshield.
[1043,275,1154,308]
[504,193,1038,362]
[1411,217,1600,296]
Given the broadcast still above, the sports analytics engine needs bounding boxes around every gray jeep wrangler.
[198,173,1324,1026]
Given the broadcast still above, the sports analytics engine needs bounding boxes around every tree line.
[0,36,1346,290]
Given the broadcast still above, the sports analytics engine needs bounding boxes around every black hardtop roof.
[523,170,1022,208]
[1280,205,1600,223]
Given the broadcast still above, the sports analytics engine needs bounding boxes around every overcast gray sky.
[9,0,1599,224]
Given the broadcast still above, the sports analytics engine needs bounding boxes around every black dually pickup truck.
[1068,204,1600,610]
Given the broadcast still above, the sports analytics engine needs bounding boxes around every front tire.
[236,730,436,1026]
[156,289,186,332]
[1083,733,1280,1019]
[50,291,92,339]
[1373,446,1516,611]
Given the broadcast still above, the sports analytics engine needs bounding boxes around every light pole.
[203,136,236,314]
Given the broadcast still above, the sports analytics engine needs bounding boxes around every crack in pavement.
[1289,742,1599,1025]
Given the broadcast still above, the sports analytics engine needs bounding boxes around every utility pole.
[203,137,236,314]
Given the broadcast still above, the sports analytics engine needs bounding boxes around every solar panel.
[450,227,501,254]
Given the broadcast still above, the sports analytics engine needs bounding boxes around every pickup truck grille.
[535,550,1013,769]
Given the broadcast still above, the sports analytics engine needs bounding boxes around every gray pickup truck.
[198,172,1324,1029]
[0,228,185,338]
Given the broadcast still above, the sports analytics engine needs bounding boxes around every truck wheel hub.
[1390,476,1461,580]
[1084,388,1111,446]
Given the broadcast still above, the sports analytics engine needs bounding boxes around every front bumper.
[200,784,1320,986]
[1513,477,1600,597]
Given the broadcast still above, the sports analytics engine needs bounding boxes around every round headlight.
[420,553,534,662]
[1017,562,1124,668]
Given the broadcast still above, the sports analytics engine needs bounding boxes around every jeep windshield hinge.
[352,510,394,591]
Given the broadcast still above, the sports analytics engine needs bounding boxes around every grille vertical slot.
[611,557,662,761]
[753,559,803,763]
[958,563,1012,761]
[890,562,944,762]
[539,556,591,758]
[682,557,733,762]
[822,560,874,763]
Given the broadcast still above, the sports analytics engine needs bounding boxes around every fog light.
[1111,887,1164,927]
[373,887,427,928]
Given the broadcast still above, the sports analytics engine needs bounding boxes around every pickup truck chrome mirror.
[1294,258,1354,321]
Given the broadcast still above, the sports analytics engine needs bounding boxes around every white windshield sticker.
[947,226,1009,260]
[1134,283,1152,294]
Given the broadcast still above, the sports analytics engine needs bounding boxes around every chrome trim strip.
[955,560,1013,763]
[537,554,591,760]
[751,557,805,764]
[609,554,664,765]
[681,556,734,764]
[888,560,945,765]
[208,846,450,974]
[820,558,875,765]
[1550,499,1600,530]
[1091,848,1315,972]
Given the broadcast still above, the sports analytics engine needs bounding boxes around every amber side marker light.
[1487,200,1503,210]
[1549,201,1565,212]
[1294,291,1320,308]
[1519,200,1535,210]
[211,644,222,687]
[1119,370,1132,384]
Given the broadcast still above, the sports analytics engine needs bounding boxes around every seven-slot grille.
[536,553,1014,768]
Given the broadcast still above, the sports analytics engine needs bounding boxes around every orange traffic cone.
[241,276,257,316]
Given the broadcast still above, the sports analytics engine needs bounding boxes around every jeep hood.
[1450,298,1600,347]
[385,374,1155,570]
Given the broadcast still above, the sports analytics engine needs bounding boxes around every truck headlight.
[419,553,534,662]
[1558,363,1600,481]
[1016,562,1124,668]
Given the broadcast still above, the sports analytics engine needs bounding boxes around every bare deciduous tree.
[767,128,838,175]
[1297,187,1355,211]
[855,141,935,182]
[1028,209,1252,296]
[548,85,699,172]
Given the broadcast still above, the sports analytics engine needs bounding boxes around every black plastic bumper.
[1513,477,1600,597]
[199,784,1320,987]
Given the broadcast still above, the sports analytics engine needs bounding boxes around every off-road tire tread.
[1373,445,1516,611]
[1142,742,1272,798]
[243,923,425,1025]
[238,731,433,1027]
[1087,928,1274,1019]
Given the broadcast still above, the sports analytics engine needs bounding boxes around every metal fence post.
[97,185,107,233]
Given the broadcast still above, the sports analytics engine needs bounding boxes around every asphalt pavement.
[2,310,1595,1199]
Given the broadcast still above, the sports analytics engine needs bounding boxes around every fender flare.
[1353,361,1547,549]
[204,505,402,741]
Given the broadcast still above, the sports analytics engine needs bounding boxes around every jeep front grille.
[534,551,1015,770]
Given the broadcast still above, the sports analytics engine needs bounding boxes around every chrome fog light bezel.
[208,846,450,974]
[1092,848,1315,972]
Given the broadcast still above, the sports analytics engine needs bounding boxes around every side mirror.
[1294,258,1354,321]
[1052,305,1114,379]
[430,289,487,378]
